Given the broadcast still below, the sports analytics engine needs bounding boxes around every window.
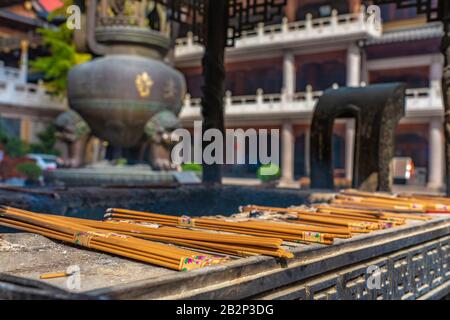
[379,4,420,22]
[225,63,283,96]
[369,67,429,89]
[297,61,346,91]
[185,74,204,98]
[296,0,349,20]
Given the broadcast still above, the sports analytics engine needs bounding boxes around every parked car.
[392,157,415,185]
[26,154,62,171]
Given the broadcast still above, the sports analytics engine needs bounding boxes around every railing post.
[306,85,313,107]
[305,14,312,33]
[37,79,45,92]
[413,90,419,102]
[37,80,48,102]
[331,10,338,30]
[183,93,192,108]
[256,88,264,106]
[257,22,264,40]
[187,31,194,48]
[281,17,289,34]
[225,90,232,108]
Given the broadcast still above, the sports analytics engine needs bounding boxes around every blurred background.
[0,0,443,192]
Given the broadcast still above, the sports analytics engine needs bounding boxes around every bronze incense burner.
[68,0,186,148]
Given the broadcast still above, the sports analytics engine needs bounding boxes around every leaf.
[30,23,91,97]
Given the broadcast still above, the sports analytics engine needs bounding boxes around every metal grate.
[153,0,287,46]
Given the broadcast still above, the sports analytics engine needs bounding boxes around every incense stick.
[0,206,226,271]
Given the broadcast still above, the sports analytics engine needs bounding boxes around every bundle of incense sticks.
[314,204,429,222]
[333,190,439,217]
[105,208,352,245]
[0,206,226,271]
[400,194,450,213]
[44,215,293,259]
[313,205,406,227]
[239,199,434,235]
[240,205,383,233]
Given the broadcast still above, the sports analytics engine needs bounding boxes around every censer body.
[68,52,184,147]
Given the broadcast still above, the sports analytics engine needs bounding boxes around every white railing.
[180,85,321,118]
[0,80,67,110]
[175,7,382,59]
[180,85,443,119]
[0,63,22,83]
[405,86,443,111]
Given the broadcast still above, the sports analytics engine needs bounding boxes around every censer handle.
[86,0,108,56]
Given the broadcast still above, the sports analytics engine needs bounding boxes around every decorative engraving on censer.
[163,78,176,101]
[135,72,154,98]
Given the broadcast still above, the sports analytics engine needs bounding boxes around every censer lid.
[95,26,170,57]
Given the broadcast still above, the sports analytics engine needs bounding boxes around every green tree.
[0,122,60,157]
[4,137,29,158]
[0,122,29,157]
[16,162,43,181]
[0,123,9,145]
[29,125,60,155]
[30,23,91,97]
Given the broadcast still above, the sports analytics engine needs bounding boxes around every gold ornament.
[24,1,33,11]
[135,72,154,98]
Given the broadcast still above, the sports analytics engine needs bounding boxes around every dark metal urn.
[68,0,185,148]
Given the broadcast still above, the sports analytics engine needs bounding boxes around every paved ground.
[0,233,174,292]
[223,177,445,195]
[392,184,445,195]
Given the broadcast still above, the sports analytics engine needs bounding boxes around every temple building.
[175,0,445,190]
[0,0,445,189]
[0,0,66,143]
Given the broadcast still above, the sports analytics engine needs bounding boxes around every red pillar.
[348,0,362,14]
[285,0,299,22]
